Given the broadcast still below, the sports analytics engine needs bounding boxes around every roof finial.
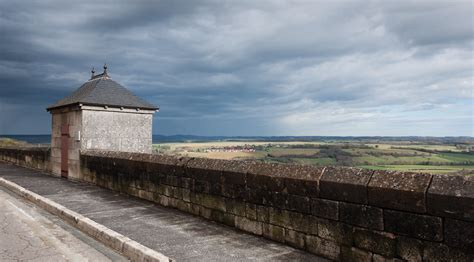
[103,63,108,75]
[91,67,95,79]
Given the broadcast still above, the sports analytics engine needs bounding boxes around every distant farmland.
[153,139,474,175]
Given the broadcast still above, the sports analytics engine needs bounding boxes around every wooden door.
[61,124,69,178]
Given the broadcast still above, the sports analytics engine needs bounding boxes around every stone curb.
[0,177,172,262]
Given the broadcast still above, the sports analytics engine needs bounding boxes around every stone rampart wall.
[0,147,52,173]
[79,150,474,261]
[0,147,472,260]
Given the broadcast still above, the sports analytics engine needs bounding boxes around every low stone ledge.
[427,174,474,222]
[0,177,171,261]
[368,171,432,213]
[0,146,51,172]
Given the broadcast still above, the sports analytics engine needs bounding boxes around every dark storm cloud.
[0,0,472,136]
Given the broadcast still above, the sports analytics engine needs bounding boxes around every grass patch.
[294,157,336,166]
[0,137,27,147]
[438,153,474,163]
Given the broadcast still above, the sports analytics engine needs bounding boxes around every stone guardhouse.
[46,65,158,179]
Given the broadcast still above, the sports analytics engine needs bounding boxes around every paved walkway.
[0,184,126,262]
[0,163,325,261]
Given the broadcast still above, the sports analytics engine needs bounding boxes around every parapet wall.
[78,150,474,261]
[0,147,52,172]
[0,147,472,260]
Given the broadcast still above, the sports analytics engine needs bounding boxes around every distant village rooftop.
[46,65,158,111]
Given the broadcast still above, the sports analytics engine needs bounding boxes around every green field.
[359,165,474,175]
[154,139,474,175]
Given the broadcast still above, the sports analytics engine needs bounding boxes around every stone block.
[444,218,474,252]
[306,235,340,260]
[193,179,211,194]
[245,188,271,205]
[162,185,172,197]
[208,209,226,224]
[353,228,396,257]
[286,178,320,198]
[285,229,306,249]
[245,203,257,220]
[247,171,285,192]
[182,189,191,202]
[372,254,404,262]
[262,223,285,243]
[423,242,473,262]
[384,209,442,241]
[190,192,201,205]
[138,190,153,202]
[190,204,200,216]
[256,205,269,223]
[270,209,309,232]
[147,154,187,177]
[340,246,372,262]
[320,167,373,204]
[285,165,324,197]
[225,199,246,216]
[286,194,311,214]
[218,160,250,184]
[158,195,169,207]
[307,216,319,235]
[185,158,223,182]
[396,236,423,261]
[310,198,339,220]
[179,177,193,189]
[317,218,353,245]
[221,183,246,199]
[235,216,263,235]
[152,192,163,204]
[176,200,191,213]
[171,186,182,199]
[269,191,287,208]
[163,175,179,187]
[154,184,166,195]
[220,162,247,185]
[427,174,474,222]
[339,202,383,230]
[269,208,291,228]
[289,211,310,233]
[368,171,431,213]
[222,213,236,227]
[199,206,212,220]
[199,194,226,212]
[168,197,178,208]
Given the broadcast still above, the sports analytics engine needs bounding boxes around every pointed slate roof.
[46,68,158,111]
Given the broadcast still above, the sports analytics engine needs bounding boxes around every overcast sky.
[0,0,472,136]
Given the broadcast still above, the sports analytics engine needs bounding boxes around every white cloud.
[0,0,472,135]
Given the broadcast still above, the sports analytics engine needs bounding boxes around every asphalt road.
[0,186,127,262]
